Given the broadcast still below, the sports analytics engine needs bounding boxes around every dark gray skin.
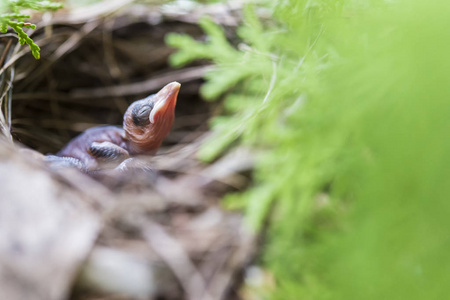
[55,126,129,171]
[47,82,180,172]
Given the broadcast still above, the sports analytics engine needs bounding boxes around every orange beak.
[149,82,181,124]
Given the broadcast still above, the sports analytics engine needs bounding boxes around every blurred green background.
[169,0,450,299]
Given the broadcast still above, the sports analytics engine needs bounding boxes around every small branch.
[0,38,13,67]
[0,47,27,77]
[143,220,214,300]
[18,20,100,89]
[71,65,214,99]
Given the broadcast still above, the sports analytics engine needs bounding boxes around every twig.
[71,65,214,98]
[43,0,135,25]
[143,220,214,300]
[0,33,19,39]
[19,20,101,89]
[102,18,121,80]
[206,232,256,300]
[162,0,244,26]
[0,47,28,77]
[10,64,210,102]
[0,39,13,68]
[6,66,14,140]
[0,38,18,140]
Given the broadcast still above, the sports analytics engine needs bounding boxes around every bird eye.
[132,100,154,126]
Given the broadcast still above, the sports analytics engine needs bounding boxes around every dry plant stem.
[0,49,26,77]
[45,0,135,25]
[0,39,13,68]
[102,18,121,80]
[0,33,20,40]
[51,168,117,210]
[13,65,211,101]
[19,20,101,90]
[71,65,214,98]
[0,39,28,78]
[207,233,256,300]
[143,221,214,300]
[6,66,14,139]
[162,0,244,26]
[0,90,11,138]
[0,38,19,140]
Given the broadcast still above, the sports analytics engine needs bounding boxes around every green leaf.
[0,1,63,60]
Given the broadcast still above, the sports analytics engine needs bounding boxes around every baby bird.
[48,82,180,172]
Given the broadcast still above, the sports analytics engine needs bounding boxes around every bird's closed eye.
[132,101,154,126]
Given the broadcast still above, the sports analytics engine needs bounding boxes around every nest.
[0,2,256,300]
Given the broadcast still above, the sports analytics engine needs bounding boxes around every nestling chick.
[50,82,181,172]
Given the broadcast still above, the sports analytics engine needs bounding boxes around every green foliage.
[169,0,450,299]
[167,17,256,100]
[0,0,63,59]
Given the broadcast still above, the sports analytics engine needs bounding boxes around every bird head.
[123,82,180,154]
